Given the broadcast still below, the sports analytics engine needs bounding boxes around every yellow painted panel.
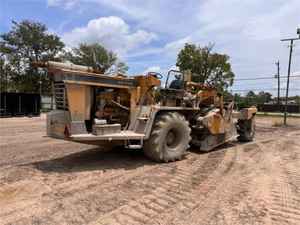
[65,83,91,121]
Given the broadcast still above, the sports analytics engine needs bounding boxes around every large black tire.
[144,112,191,162]
[237,116,256,142]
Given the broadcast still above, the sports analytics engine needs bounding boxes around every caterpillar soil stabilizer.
[34,61,257,162]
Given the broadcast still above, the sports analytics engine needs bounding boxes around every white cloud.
[47,0,77,9]
[126,47,163,58]
[161,0,300,71]
[141,65,178,76]
[49,0,300,95]
[47,0,201,36]
[293,71,300,76]
[62,16,156,57]
[141,65,179,87]
[164,37,192,58]
[143,66,161,74]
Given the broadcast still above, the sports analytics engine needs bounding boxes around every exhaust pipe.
[32,61,103,74]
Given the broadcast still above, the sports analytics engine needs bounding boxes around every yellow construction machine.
[34,61,257,162]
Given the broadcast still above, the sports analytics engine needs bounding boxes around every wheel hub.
[165,128,180,149]
[166,131,176,146]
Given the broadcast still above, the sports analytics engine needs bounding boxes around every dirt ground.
[0,115,300,225]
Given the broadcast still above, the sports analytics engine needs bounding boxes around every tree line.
[0,20,128,94]
[232,91,273,108]
[0,20,235,95]
[225,91,300,108]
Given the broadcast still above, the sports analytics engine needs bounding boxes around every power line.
[234,75,300,81]
[232,82,297,87]
[275,61,280,105]
[230,88,300,92]
[281,33,300,125]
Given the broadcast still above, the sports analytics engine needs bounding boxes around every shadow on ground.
[32,138,250,174]
[189,140,238,154]
[32,147,156,173]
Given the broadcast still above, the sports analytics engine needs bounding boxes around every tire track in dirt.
[89,147,228,225]
[0,164,166,224]
[1,153,209,225]
[269,177,300,225]
[157,137,283,225]
[84,152,212,225]
[1,117,299,225]
[258,138,300,225]
[153,147,239,225]
[167,141,268,225]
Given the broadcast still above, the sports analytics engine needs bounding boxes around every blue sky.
[1,0,299,95]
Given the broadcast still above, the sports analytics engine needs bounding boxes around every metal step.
[71,131,145,141]
[138,117,149,121]
[127,145,143,149]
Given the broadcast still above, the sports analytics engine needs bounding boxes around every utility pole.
[281,30,300,125]
[39,73,42,97]
[275,61,280,106]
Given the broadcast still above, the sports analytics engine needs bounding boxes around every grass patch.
[256,112,300,118]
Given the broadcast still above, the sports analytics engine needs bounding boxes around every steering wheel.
[148,72,163,79]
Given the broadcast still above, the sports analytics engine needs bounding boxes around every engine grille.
[54,82,68,110]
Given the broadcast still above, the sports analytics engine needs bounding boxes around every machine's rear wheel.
[144,112,191,162]
[237,117,255,142]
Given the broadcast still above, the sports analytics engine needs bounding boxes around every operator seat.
[169,79,183,89]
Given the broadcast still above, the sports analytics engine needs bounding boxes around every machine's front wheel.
[237,116,256,142]
[144,112,191,162]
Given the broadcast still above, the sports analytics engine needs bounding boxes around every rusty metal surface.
[233,107,257,120]
[202,110,226,135]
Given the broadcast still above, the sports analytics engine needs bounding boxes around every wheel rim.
[247,118,255,137]
[165,128,180,149]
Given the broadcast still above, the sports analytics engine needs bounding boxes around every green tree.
[295,96,300,105]
[233,93,245,108]
[257,91,272,104]
[0,20,64,93]
[176,43,234,91]
[245,91,256,106]
[222,89,234,102]
[64,43,128,74]
[0,57,10,92]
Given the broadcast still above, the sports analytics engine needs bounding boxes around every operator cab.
[150,70,187,107]
[166,70,184,90]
